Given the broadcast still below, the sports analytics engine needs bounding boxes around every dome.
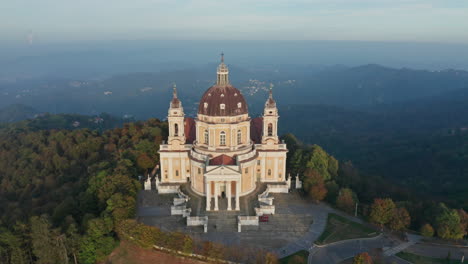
[198,85,248,116]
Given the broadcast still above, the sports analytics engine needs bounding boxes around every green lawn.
[397,251,458,264]
[279,250,309,264]
[315,213,378,245]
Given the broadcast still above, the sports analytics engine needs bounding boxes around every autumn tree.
[303,169,327,202]
[435,204,465,240]
[336,188,358,214]
[369,198,396,227]
[458,209,468,235]
[420,223,434,237]
[288,255,306,264]
[353,252,373,264]
[389,207,411,231]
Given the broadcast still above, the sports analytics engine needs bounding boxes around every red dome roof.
[198,85,248,116]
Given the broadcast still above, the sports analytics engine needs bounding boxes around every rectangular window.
[245,168,249,174]
[220,132,226,146]
[198,168,201,174]
[257,160,261,165]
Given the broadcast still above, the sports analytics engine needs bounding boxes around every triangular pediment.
[205,165,240,176]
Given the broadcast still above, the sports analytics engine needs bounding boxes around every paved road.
[308,235,392,264]
[274,203,329,258]
[383,234,422,256]
[406,243,468,261]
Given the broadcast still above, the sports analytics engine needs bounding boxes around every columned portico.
[204,165,241,211]
[205,179,240,211]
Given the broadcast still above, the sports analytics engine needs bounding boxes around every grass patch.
[396,251,458,264]
[279,250,309,264]
[315,213,377,245]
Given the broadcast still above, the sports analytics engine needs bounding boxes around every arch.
[237,129,242,145]
[268,123,273,136]
[174,123,179,136]
[220,131,226,146]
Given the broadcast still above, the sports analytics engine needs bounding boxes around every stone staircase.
[205,211,239,232]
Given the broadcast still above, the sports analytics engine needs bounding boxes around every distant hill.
[0,104,39,123]
[283,64,468,106]
[2,64,468,120]
[0,112,130,132]
[279,88,468,209]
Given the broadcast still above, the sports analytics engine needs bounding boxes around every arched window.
[268,169,272,176]
[174,123,179,136]
[220,131,226,146]
[204,130,209,144]
[237,130,242,145]
[268,123,273,136]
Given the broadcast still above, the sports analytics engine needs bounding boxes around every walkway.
[383,234,422,256]
[308,235,391,264]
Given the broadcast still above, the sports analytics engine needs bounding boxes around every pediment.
[205,165,240,176]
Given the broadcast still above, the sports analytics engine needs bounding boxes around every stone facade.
[158,55,288,211]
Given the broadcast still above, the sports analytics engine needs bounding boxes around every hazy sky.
[2,0,468,43]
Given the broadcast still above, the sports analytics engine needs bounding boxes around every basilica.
[158,55,288,212]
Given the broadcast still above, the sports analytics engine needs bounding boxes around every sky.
[2,0,468,43]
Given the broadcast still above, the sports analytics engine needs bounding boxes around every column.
[227,181,232,210]
[235,180,240,211]
[205,181,211,211]
[214,182,219,211]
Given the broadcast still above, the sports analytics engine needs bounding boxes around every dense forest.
[282,133,468,241]
[0,116,279,264]
[0,107,466,263]
[0,117,165,263]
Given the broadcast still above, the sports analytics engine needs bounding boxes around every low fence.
[255,205,275,216]
[267,183,289,193]
[237,216,259,232]
[171,205,191,217]
[187,216,208,233]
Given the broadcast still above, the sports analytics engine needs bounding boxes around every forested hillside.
[280,89,468,210]
[0,117,166,263]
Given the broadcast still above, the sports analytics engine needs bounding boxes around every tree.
[420,223,434,237]
[30,215,68,264]
[336,188,358,214]
[369,198,396,227]
[78,217,117,264]
[353,252,373,264]
[303,169,327,202]
[306,145,337,181]
[458,209,468,235]
[435,204,465,240]
[136,153,155,172]
[389,207,411,231]
[288,255,306,264]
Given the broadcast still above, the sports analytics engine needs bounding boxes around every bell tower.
[262,84,279,144]
[167,84,185,145]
